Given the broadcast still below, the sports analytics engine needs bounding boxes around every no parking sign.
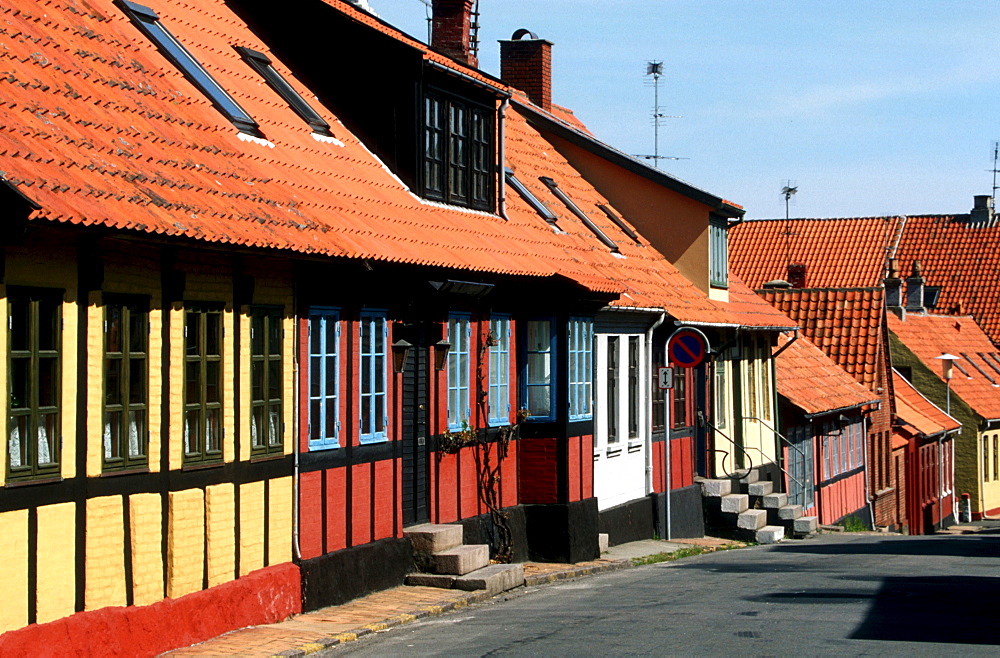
[667,328,709,368]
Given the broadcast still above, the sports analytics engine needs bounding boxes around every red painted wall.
[518,437,560,503]
[0,564,300,658]
[816,471,867,525]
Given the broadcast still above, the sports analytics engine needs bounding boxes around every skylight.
[116,0,261,136]
[539,177,619,253]
[597,203,641,244]
[505,169,557,223]
[235,46,332,136]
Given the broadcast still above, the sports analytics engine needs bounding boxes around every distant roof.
[888,313,1000,421]
[775,333,880,417]
[730,216,905,289]
[758,287,884,391]
[892,370,960,438]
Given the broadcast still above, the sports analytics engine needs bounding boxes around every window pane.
[268,359,281,400]
[106,305,123,353]
[129,308,146,354]
[10,357,29,410]
[309,400,321,442]
[206,361,220,403]
[104,410,120,459]
[310,356,322,398]
[251,314,264,356]
[185,361,200,404]
[37,299,59,352]
[310,316,322,354]
[128,409,144,458]
[269,315,282,355]
[269,407,281,446]
[38,357,58,407]
[325,355,337,394]
[252,406,264,447]
[129,357,145,404]
[185,312,200,355]
[38,413,57,465]
[205,313,221,356]
[252,360,264,400]
[8,416,27,468]
[528,386,551,417]
[9,297,28,351]
[527,321,550,351]
[106,358,122,406]
[184,409,199,454]
[325,399,337,441]
[205,408,220,452]
[527,353,551,385]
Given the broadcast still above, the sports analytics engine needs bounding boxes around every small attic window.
[235,46,332,136]
[539,177,619,253]
[597,203,641,244]
[116,0,261,137]
[505,169,557,223]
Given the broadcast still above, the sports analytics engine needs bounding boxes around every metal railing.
[703,415,805,492]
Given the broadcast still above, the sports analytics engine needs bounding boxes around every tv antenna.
[781,181,798,266]
[634,61,686,167]
[990,141,1000,198]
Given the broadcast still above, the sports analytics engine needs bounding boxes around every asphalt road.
[329,531,999,656]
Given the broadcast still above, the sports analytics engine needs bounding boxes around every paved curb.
[271,559,634,656]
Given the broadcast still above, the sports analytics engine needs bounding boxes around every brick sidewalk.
[164,537,745,657]
[164,558,631,657]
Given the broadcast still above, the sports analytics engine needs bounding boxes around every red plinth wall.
[0,563,301,658]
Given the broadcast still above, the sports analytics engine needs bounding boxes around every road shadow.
[768,535,999,559]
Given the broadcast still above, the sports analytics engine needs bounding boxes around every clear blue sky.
[368,0,1000,219]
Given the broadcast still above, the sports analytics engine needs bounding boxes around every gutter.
[498,97,509,220]
[802,400,881,420]
[771,328,799,359]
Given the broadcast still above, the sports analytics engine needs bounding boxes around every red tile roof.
[891,371,960,438]
[1,0,775,329]
[892,214,1000,344]
[731,216,904,289]
[775,333,880,417]
[887,313,1000,421]
[757,287,884,390]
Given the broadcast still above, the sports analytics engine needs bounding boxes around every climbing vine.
[436,327,525,563]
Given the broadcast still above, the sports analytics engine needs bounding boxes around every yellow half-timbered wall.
[0,234,295,635]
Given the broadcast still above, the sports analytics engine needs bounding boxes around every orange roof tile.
[775,333,880,416]
[893,214,1000,344]
[888,313,1000,421]
[758,287,884,390]
[731,216,904,289]
[891,371,960,438]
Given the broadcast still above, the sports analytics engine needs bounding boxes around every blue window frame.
[116,0,261,136]
[308,308,339,450]
[447,314,471,430]
[568,318,594,420]
[488,316,511,427]
[359,312,388,444]
[523,319,555,421]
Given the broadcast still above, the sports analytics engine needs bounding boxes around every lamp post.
[934,353,960,415]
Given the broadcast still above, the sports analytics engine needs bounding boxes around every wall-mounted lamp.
[392,339,412,373]
[434,340,451,371]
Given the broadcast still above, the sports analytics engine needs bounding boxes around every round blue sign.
[668,329,708,368]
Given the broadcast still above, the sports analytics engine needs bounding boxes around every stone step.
[762,492,788,509]
[454,564,525,596]
[432,544,490,575]
[700,479,732,497]
[739,469,760,485]
[756,525,785,544]
[720,493,749,514]
[406,564,525,597]
[747,481,773,497]
[777,504,803,521]
[737,509,768,531]
[404,523,464,554]
[598,533,609,553]
[793,516,819,535]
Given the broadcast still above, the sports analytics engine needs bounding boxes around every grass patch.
[631,543,745,566]
[840,515,867,532]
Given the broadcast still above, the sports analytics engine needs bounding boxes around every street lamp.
[934,353,960,415]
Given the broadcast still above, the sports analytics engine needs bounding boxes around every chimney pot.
[786,263,806,288]
[968,195,995,226]
[905,259,926,313]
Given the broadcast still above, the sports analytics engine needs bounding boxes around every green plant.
[630,542,746,566]
[841,514,867,532]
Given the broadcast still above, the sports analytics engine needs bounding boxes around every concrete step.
[739,469,760,485]
[454,563,525,596]
[404,523,465,554]
[700,479,732,497]
[432,544,490,575]
[737,509,768,531]
[793,516,819,535]
[720,493,749,514]
[404,572,455,588]
[762,492,788,509]
[747,481,773,497]
[756,525,785,544]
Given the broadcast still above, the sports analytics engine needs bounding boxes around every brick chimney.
[431,0,477,67]
[905,260,925,314]
[786,263,806,289]
[500,29,553,111]
[884,257,904,318]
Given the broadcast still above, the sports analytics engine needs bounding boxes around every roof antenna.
[781,181,797,267]
[991,141,999,198]
[470,0,480,63]
[633,61,686,167]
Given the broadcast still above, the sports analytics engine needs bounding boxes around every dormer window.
[235,46,332,136]
[116,0,261,137]
[709,215,729,288]
[423,89,494,211]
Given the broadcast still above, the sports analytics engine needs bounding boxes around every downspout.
[863,415,875,529]
[646,312,666,497]
[497,96,510,220]
[292,279,301,561]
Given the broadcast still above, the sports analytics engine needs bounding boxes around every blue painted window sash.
[568,317,594,421]
[359,312,388,444]
[307,308,339,450]
[488,316,511,427]
[447,314,471,430]
[523,319,555,421]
